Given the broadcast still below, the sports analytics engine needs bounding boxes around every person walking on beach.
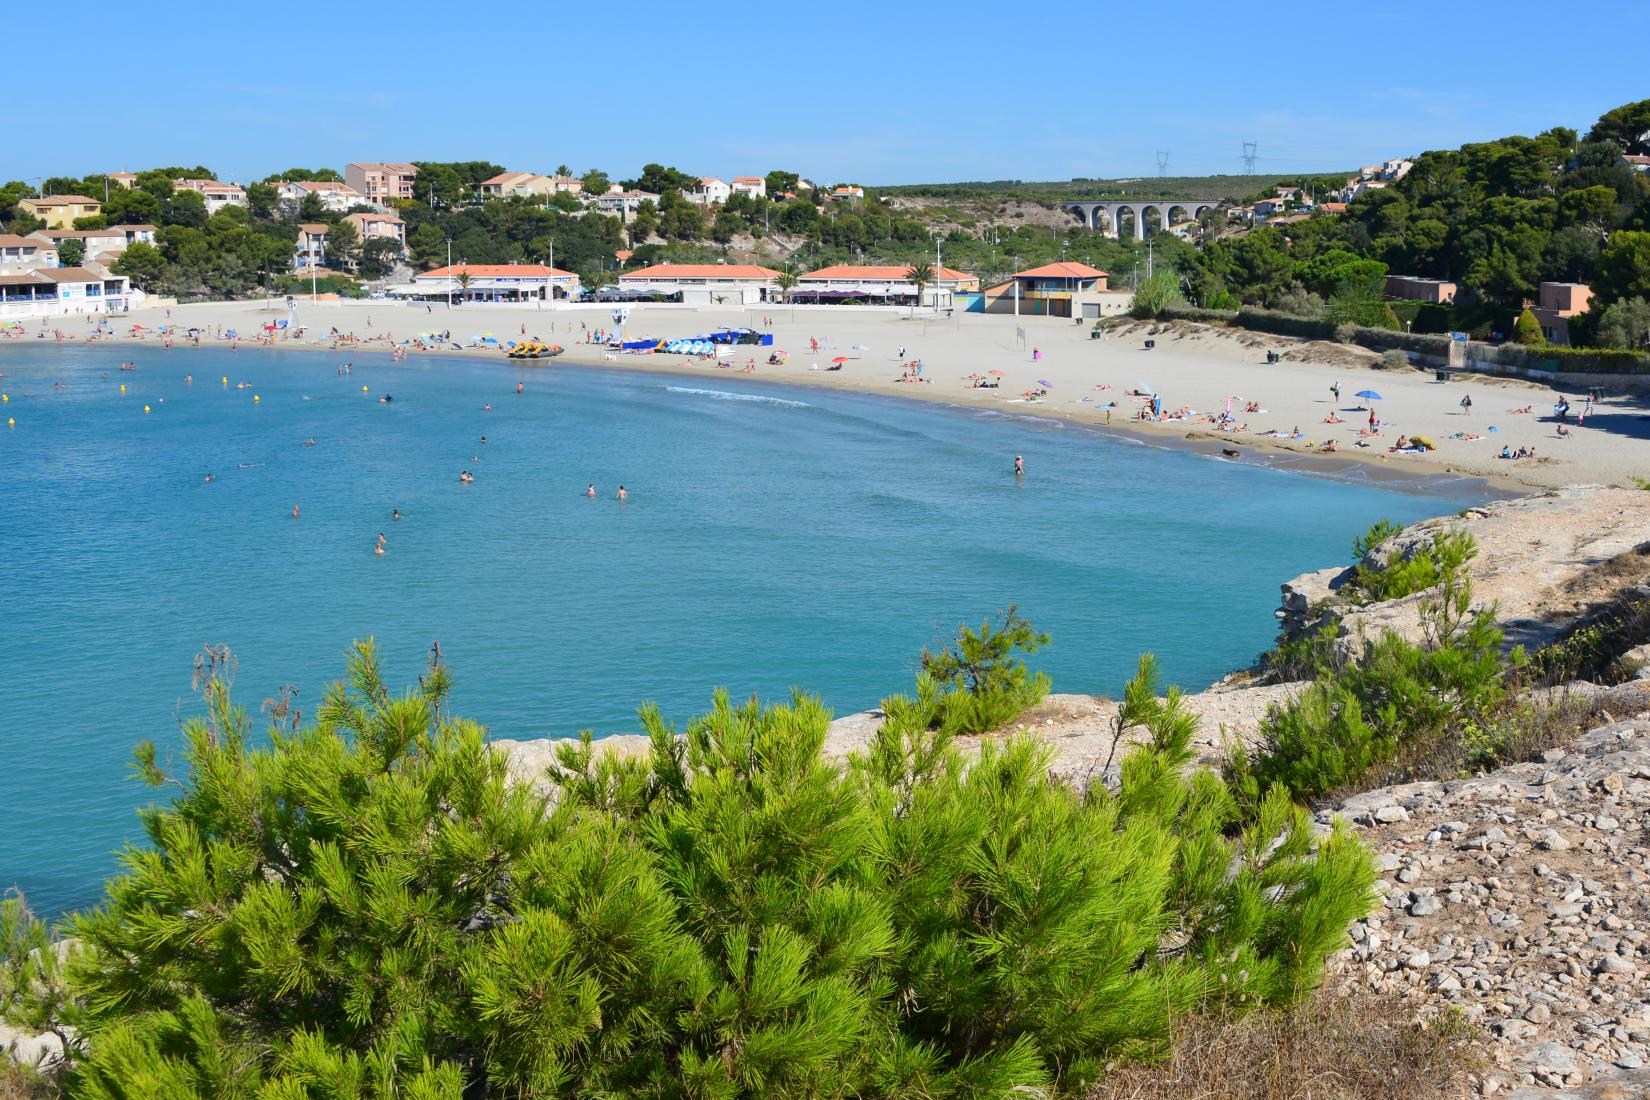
[1460,394,1473,416]
[1331,380,1341,403]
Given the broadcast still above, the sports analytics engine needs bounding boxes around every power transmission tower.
[1155,151,1169,178]
[1241,141,1258,175]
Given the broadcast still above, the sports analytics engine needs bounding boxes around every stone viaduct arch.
[1062,199,1220,240]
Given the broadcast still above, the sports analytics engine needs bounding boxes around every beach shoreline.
[6,299,1640,494]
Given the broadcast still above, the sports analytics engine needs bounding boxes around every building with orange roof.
[276,179,370,213]
[730,176,766,200]
[404,261,580,303]
[618,262,781,304]
[979,262,1112,318]
[795,263,979,308]
[17,195,103,229]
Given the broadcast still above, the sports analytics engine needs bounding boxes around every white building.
[0,234,59,272]
[617,263,781,305]
[277,180,371,213]
[0,266,132,319]
[683,178,731,206]
[794,264,979,309]
[591,188,659,222]
[730,176,766,200]
[400,262,580,303]
[34,228,132,265]
[173,179,247,214]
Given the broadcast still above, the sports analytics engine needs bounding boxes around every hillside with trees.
[1181,98,1650,348]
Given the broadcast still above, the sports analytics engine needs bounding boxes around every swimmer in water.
[480,435,487,444]
[615,485,628,501]
[202,473,214,483]
[484,402,492,412]
[376,532,387,546]
[516,382,523,395]
[303,438,316,446]
[291,505,300,519]
[392,509,402,521]
[585,484,596,498]
[184,374,193,383]
[1014,455,1024,475]
[374,542,385,556]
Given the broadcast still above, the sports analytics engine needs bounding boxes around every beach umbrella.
[1355,389,1383,400]
[988,370,1004,377]
[851,343,868,350]
[831,356,848,363]
[1038,379,1053,388]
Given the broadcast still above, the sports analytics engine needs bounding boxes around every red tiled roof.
[620,263,782,280]
[298,223,330,234]
[799,264,976,282]
[416,263,576,279]
[1013,261,1108,279]
[25,195,99,206]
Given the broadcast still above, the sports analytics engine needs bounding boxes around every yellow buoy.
[222,376,228,385]
[253,394,261,403]
[362,385,369,393]
[6,418,13,428]
[119,383,127,393]
[1,394,7,403]
[144,404,151,414]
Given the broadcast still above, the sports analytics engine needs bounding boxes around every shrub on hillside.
[14,641,1375,1098]
[1344,523,1478,604]
[917,605,1051,733]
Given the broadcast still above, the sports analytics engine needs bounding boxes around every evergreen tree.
[19,635,1375,1098]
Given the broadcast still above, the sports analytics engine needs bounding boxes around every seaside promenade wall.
[1154,304,1650,384]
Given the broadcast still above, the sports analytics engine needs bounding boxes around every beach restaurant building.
[399,263,580,304]
[617,263,781,305]
[793,264,979,309]
[975,262,1109,318]
[0,267,132,319]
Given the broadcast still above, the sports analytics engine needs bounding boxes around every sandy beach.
[11,298,1649,492]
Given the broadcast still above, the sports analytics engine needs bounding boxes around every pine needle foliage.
[41,638,1374,1098]
[918,606,1052,734]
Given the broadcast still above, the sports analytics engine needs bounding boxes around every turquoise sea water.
[0,345,1478,914]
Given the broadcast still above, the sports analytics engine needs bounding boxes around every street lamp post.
[445,239,453,309]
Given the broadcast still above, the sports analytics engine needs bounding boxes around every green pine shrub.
[1344,523,1478,604]
[16,641,1375,1098]
[917,605,1052,734]
[1229,566,1514,808]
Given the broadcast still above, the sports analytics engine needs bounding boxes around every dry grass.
[1088,988,1482,1100]
[0,1063,52,1100]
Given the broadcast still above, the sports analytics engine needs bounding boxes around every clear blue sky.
[18,0,1648,187]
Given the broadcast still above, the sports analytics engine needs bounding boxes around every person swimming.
[202,473,214,483]
[484,402,492,412]
[291,505,300,518]
[516,382,523,395]
[374,542,385,556]
[616,485,628,501]
[392,509,402,521]
[480,435,487,444]
[1014,455,1024,475]
[303,438,316,446]
[585,484,596,498]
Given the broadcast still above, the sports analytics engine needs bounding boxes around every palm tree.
[905,261,934,318]
[455,270,471,305]
[584,268,613,301]
[774,271,800,322]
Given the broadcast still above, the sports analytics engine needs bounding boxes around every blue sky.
[17,0,1648,187]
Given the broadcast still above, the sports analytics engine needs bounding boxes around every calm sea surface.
[0,344,1477,914]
